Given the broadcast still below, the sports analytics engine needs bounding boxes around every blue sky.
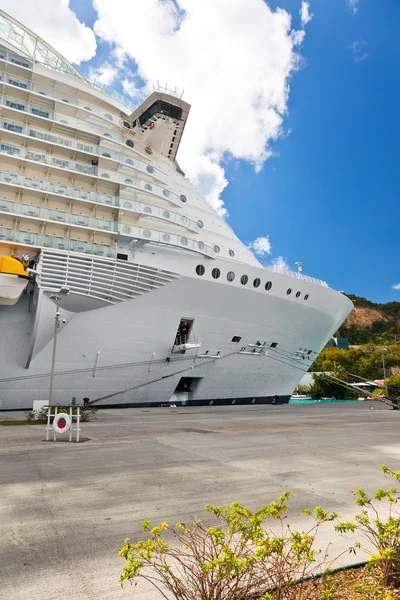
[225,0,400,303]
[6,0,398,303]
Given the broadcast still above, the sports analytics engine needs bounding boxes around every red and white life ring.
[149,122,155,130]
[53,412,71,434]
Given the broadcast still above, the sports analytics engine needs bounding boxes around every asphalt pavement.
[0,402,398,599]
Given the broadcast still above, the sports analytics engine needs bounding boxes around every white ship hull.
[0,250,352,410]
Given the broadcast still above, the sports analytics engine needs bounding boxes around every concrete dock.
[0,402,398,599]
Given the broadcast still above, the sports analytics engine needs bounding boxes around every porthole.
[62,99,70,103]
[180,194,187,203]
[145,147,153,155]
[287,288,292,295]
[104,113,113,121]
[212,268,221,279]
[125,158,134,166]
[146,165,155,174]
[103,133,112,138]
[198,241,205,250]
[126,139,134,148]
[162,233,170,242]
[144,183,152,191]
[180,216,188,224]
[163,189,170,197]
[296,291,301,298]
[231,336,242,343]
[265,281,272,291]
[38,91,46,95]
[162,210,171,219]
[121,225,131,234]
[253,278,261,288]
[214,245,220,253]
[143,229,151,238]
[240,275,248,285]
[143,206,152,213]
[304,294,309,300]
[196,265,205,276]
[102,152,111,158]
[229,249,235,257]
[252,399,256,404]
[197,220,204,228]
[125,178,133,184]
[232,399,236,405]
[101,173,110,178]
[180,237,188,246]
[227,271,235,282]
[123,201,133,209]
[209,401,214,405]
[84,106,91,111]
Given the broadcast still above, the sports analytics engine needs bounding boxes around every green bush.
[119,495,339,600]
[335,465,400,587]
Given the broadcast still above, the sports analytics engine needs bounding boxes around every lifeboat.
[0,256,30,306]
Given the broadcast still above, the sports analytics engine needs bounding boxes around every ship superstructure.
[0,10,353,409]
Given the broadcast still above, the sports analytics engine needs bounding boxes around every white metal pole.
[48,296,60,407]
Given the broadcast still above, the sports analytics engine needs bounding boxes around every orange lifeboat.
[0,256,30,306]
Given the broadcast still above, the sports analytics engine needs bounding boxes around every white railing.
[0,169,117,207]
[0,200,117,232]
[266,267,328,287]
[0,228,114,258]
[0,142,179,204]
[0,43,136,111]
[118,224,215,259]
[0,116,167,182]
[37,249,179,304]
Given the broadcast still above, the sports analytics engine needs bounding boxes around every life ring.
[53,412,71,434]
[149,122,155,130]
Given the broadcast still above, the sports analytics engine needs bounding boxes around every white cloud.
[88,62,118,87]
[347,0,359,15]
[300,2,313,26]
[249,236,272,257]
[392,284,400,291]
[0,0,96,64]
[92,0,306,215]
[270,256,290,272]
[351,40,369,62]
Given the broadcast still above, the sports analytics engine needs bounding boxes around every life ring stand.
[53,412,71,434]
[149,122,155,130]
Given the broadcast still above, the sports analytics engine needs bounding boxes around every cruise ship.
[0,10,353,410]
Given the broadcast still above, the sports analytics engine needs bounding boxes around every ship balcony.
[117,224,216,259]
[0,143,181,206]
[0,228,114,257]
[0,169,118,208]
[120,199,200,233]
[0,93,145,164]
[0,115,168,184]
[0,44,136,112]
[172,335,202,353]
[0,200,118,233]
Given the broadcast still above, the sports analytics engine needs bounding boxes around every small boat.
[0,256,30,306]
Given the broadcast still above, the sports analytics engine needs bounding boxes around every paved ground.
[0,402,399,600]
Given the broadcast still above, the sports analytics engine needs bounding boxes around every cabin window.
[227,271,235,282]
[265,281,272,291]
[240,275,248,285]
[196,265,205,276]
[212,268,220,279]
[253,278,261,288]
